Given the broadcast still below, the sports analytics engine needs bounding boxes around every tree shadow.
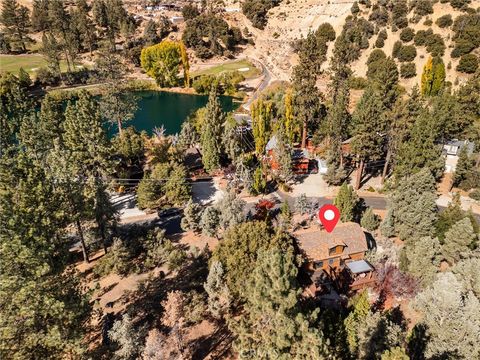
[191,322,235,360]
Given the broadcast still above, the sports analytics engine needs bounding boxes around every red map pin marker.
[318,204,340,233]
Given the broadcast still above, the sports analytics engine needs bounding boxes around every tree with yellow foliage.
[140,40,190,88]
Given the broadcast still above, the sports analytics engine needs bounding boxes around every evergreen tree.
[292,65,323,148]
[181,199,203,233]
[435,193,476,242]
[334,182,360,222]
[453,146,474,188]
[63,91,114,255]
[200,90,225,173]
[204,261,231,318]
[222,113,244,162]
[394,110,444,180]
[0,151,90,358]
[100,85,139,135]
[217,191,246,230]
[344,290,370,355]
[143,19,159,45]
[413,272,480,359]
[405,236,441,286]
[273,124,294,184]
[0,72,32,155]
[388,169,438,241]
[31,0,50,32]
[295,193,310,215]
[73,0,97,55]
[0,0,31,52]
[442,218,476,264]
[361,207,380,231]
[200,206,220,237]
[351,86,387,189]
[17,67,31,88]
[164,163,190,206]
[40,31,62,77]
[212,221,290,299]
[230,248,329,358]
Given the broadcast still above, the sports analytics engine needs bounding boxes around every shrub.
[398,45,417,62]
[469,189,480,201]
[400,62,417,78]
[316,23,336,42]
[392,40,403,58]
[423,19,433,26]
[451,14,480,57]
[351,1,360,14]
[413,0,434,16]
[392,0,409,28]
[349,76,368,89]
[35,67,60,87]
[242,0,281,29]
[94,239,131,277]
[456,54,479,73]
[425,33,446,56]
[375,29,387,48]
[369,5,389,26]
[436,14,453,28]
[182,4,200,20]
[414,29,432,46]
[400,27,415,42]
[450,0,471,9]
[367,48,387,64]
[361,207,381,231]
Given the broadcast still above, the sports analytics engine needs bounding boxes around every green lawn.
[192,59,261,79]
[0,53,83,76]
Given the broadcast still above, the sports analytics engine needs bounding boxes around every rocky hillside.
[230,0,480,90]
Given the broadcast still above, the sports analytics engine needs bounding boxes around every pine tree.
[17,67,31,88]
[222,113,244,162]
[164,163,190,206]
[0,0,31,52]
[181,199,203,233]
[63,91,114,255]
[204,261,231,318]
[442,218,476,264]
[292,65,323,148]
[200,90,224,173]
[200,206,220,237]
[31,0,50,32]
[230,248,329,358]
[388,169,438,241]
[273,124,294,184]
[351,86,387,189]
[0,151,90,358]
[40,32,62,76]
[295,193,310,215]
[394,110,444,180]
[361,207,380,231]
[405,236,441,286]
[334,182,359,222]
[344,290,370,355]
[453,146,474,188]
[73,0,97,55]
[100,85,138,135]
[143,19,159,45]
[217,191,246,230]
[413,272,480,359]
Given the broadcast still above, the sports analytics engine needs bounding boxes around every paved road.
[243,59,271,110]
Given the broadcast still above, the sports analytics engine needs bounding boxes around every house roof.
[295,222,369,261]
[346,260,374,274]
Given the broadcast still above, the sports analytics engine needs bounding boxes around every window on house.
[329,259,334,265]
[314,261,323,268]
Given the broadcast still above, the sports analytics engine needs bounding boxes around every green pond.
[108,90,239,137]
